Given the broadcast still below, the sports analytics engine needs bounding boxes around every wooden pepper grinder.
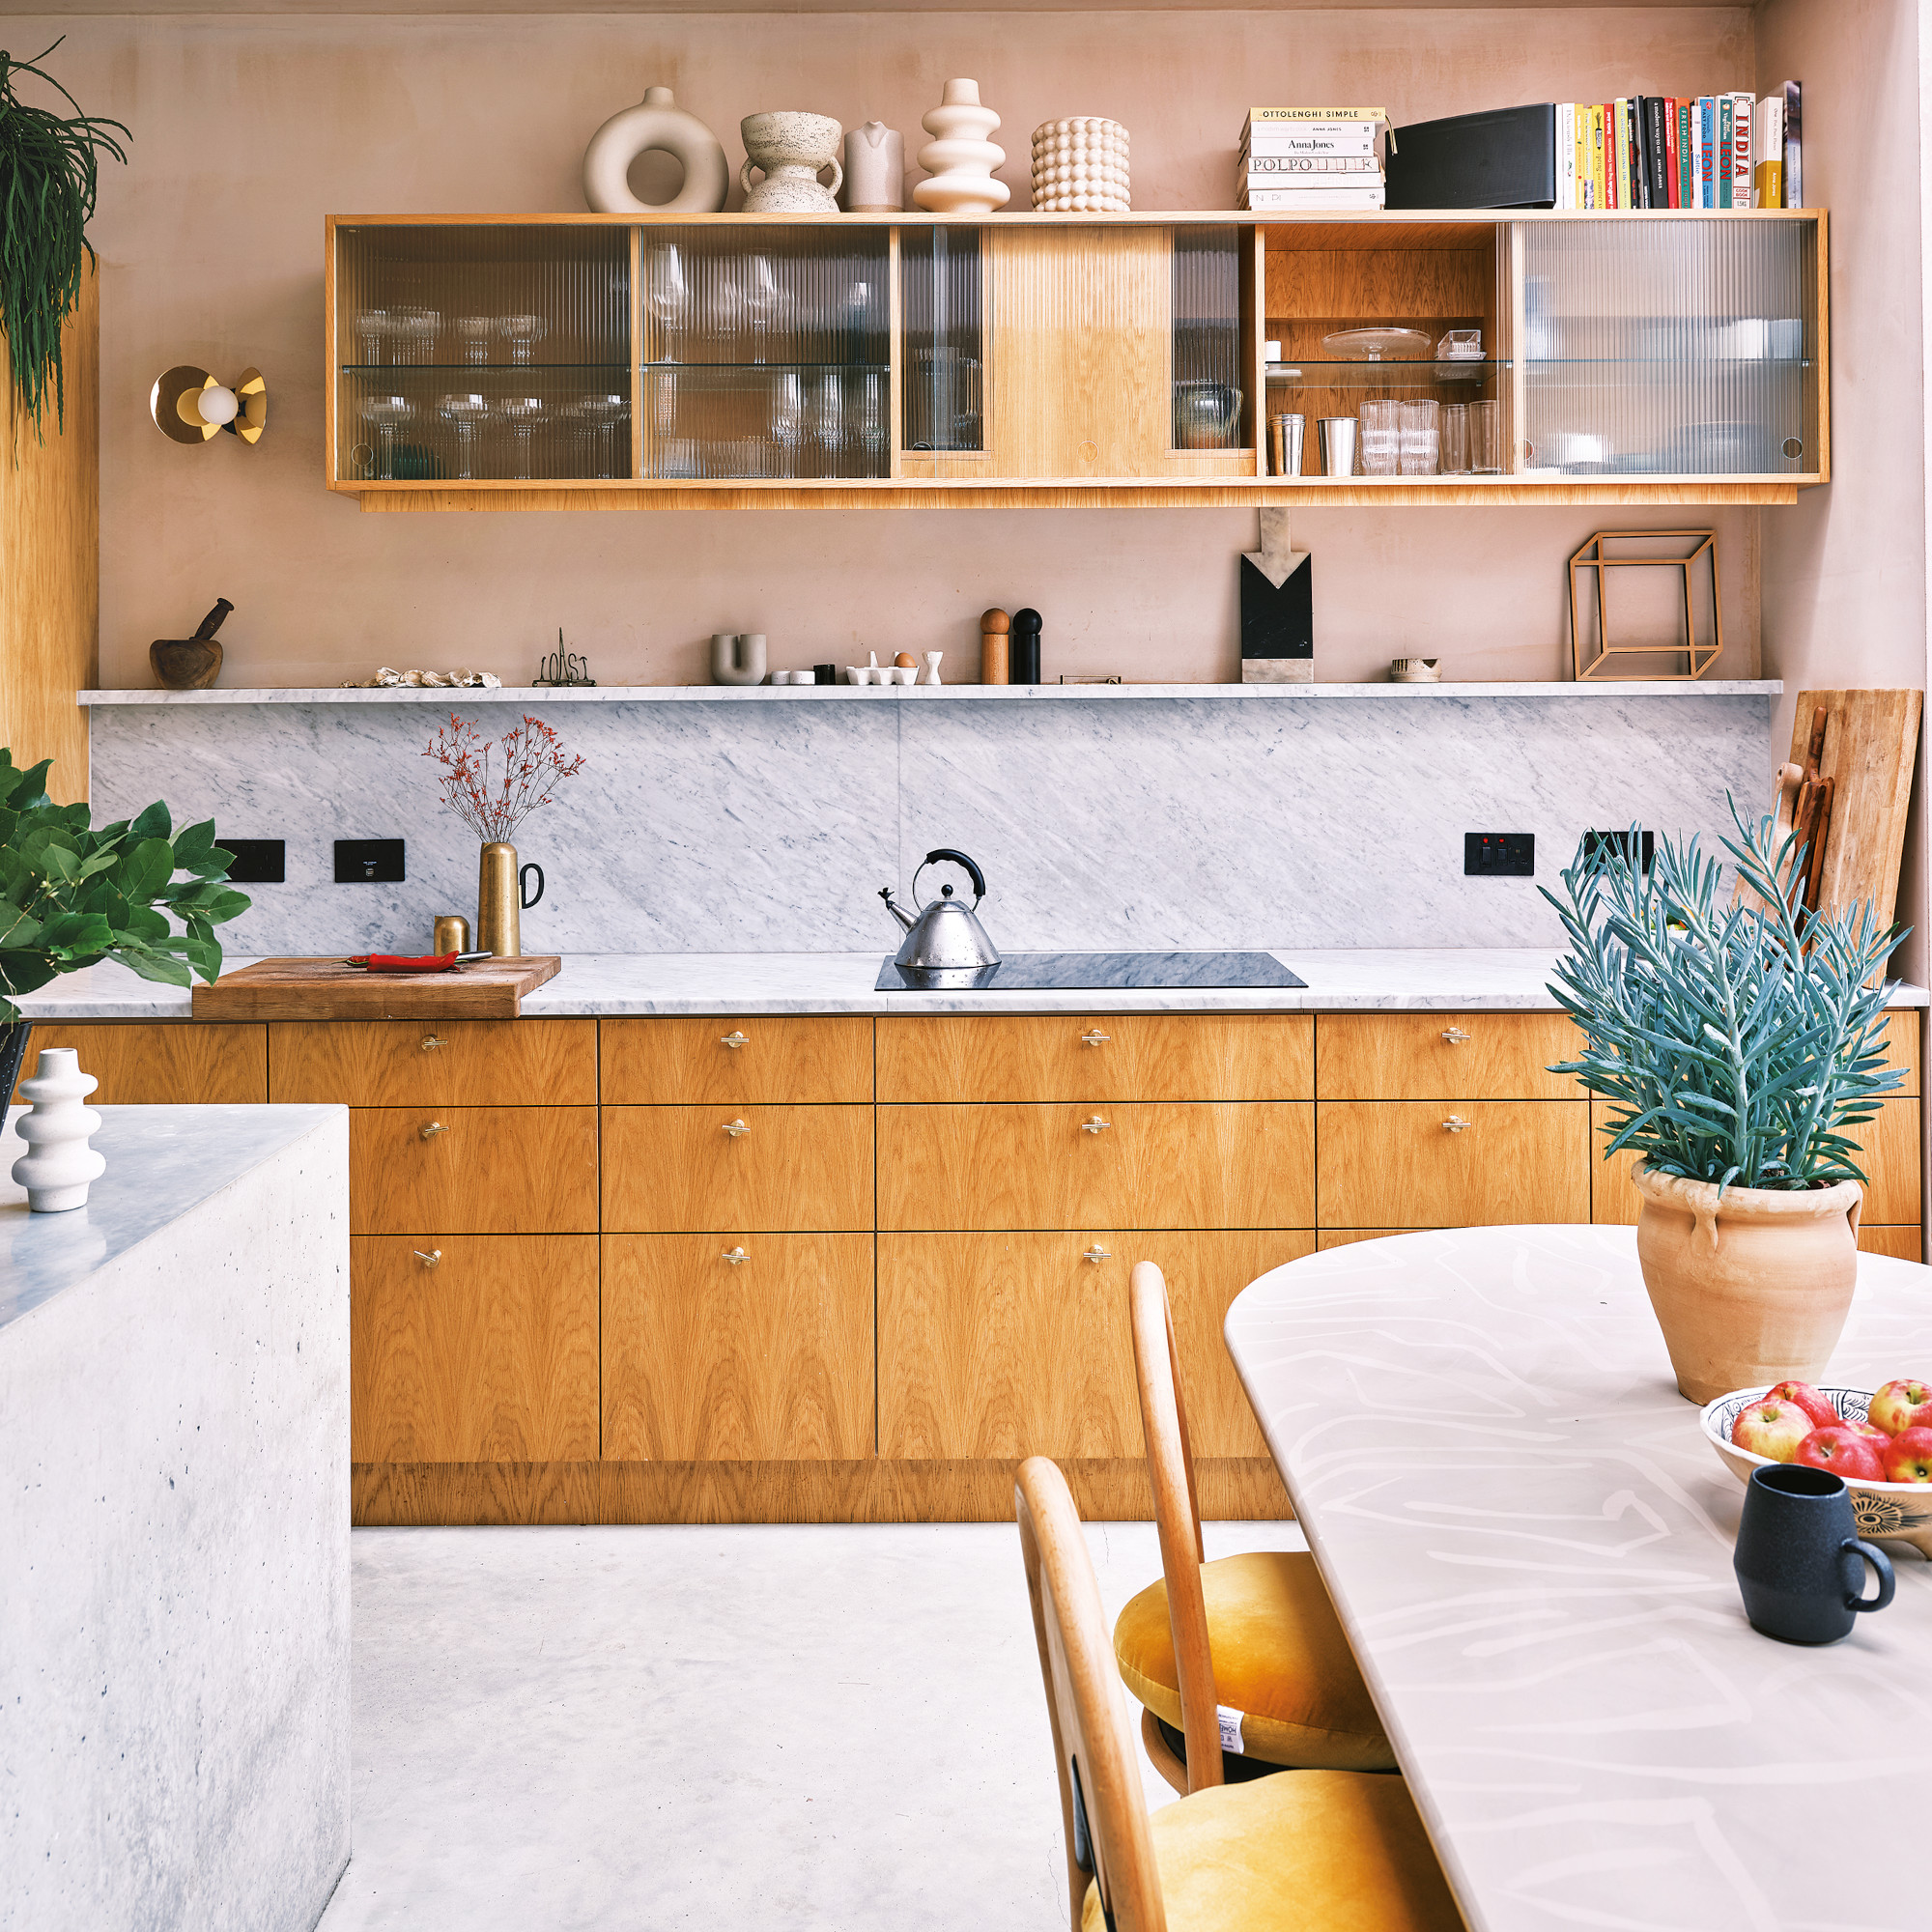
[1010,608,1042,685]
[980,608,1009,685]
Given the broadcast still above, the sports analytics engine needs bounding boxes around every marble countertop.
[16,952,1932,1019]
[1224,1228,1932,1932]
[0,1104,344,1333]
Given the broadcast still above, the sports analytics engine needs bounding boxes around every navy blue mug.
[1734,1463,1896,1644]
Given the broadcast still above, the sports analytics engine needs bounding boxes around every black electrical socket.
[1464,833,1535,877]
[220,838,285,885]
[1582,829,1655,873]
[333,838,405,884]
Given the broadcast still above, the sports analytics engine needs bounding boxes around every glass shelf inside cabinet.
[1267,359,1509,389]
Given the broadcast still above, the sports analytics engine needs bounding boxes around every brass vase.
[475,842,546,958]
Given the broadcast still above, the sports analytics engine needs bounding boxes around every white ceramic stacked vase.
[12,1048,105,1212]
[1031,118,1131,213]
[913,79,1009,214]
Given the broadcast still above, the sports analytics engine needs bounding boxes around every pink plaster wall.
[5,7,1776,693]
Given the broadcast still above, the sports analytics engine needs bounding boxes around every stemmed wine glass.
[498,315,548,366]
[453,317,494,366]
[744,254,788,365]
[565,394,628,479]
[858,372,886,470]
[498,396,547,478]
[646,242,689,362]
[812,371,845,472]
[438,394,493,480]
[359,396,415,479]
[770,372,805,478]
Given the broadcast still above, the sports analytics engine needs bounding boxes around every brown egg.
[895,652,918,668]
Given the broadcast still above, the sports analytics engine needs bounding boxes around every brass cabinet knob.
[420,1035,448,1052]
[419,1120,449,1140]
[722,1245,749,1265]
[1083,1245,1113,1264]
[1080,1029,1111,1046]
[1442,1115,1471,1133]
[1441,1027,1472,1044]
[1081,1116,1111,1134]
[413,1248,442,1267]
[720,1031,750,1049]
[722,1119,752,1138]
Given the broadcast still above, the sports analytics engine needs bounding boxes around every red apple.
[1732,1398,1815,1463]
[1868,1379,1932,1436]
[1882,1427,1932,1484]
[1795,1426,1887,1481]
[1764,1380,1840,1429]
[1847,1419,1891,1448]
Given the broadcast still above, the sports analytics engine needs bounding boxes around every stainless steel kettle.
[879,848,1001,973]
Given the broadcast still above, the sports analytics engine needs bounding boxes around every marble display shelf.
[77,680,1784,705]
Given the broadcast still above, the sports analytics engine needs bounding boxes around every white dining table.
[1224,1226,1932,1932]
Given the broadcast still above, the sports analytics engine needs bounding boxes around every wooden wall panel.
[11,1021,266,1105]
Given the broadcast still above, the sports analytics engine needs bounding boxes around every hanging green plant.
[0,39,128,437]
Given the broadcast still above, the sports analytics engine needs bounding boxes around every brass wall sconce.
[151,365,268,444]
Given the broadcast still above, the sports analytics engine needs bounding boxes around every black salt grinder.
[1010,607,1042,685]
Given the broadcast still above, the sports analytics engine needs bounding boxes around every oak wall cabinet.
[327,211,1826,512]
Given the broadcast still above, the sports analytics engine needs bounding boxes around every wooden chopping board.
[1774,690,1921,931]
[191,955,561,1021]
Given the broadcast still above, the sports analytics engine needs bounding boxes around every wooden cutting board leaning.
[191,955,561,1021]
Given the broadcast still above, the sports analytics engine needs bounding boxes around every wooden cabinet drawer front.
[878,1102,1313,1231]
[13,1022,266,1105]
[878,1230,1307,1460]
[351,1236,598,1463]
[1317,1013,1582,1100]
[603,1234,874,1460]
[350,1106,598,1235]
[603,1105,873,1232]
[1878,1012,1921,1095]
[1861,1226,1922,1261]
[876,1013,1313,1102]
[600,1017,872,1104]
[1591,1102,1642,1226]
[270,1018,595,1106]
[1318,1101,1589,1228]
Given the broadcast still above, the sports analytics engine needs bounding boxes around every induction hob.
[873,951,1306,992]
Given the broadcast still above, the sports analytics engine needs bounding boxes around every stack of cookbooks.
[1236,108,1386,212]
[1552,85,1800,209]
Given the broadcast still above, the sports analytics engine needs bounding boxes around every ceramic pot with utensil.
[151,597,234,690]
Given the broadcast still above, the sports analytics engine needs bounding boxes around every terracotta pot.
[1633,1163,1862,1404]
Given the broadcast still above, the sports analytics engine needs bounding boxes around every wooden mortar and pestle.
[151,598,234,691]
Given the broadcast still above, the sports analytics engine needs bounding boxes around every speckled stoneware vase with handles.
[1633,1163,1862,1403]
[740,113,843,213]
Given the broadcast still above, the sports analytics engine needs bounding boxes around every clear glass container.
[900,227,984,453]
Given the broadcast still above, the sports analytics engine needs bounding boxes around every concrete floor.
[314,1517,1299,1931]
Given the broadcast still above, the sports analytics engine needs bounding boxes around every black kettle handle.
[519,862,545,910]
[923,848,985,901]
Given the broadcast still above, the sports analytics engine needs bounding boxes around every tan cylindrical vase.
[1633,1163,1863,1403]
[476,842,522,959]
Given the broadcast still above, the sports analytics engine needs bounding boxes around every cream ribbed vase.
[913,79,1009,213]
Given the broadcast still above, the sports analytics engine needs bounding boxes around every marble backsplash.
[88,693,1773,957]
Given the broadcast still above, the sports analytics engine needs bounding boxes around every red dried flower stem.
[423,713,584,843]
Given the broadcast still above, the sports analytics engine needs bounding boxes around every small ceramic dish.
[1389,657,1441,683]
[1699,1383,1932,1554]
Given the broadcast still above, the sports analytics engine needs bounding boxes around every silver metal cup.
[1319,416,1358,477]
[1270,412,1306,477]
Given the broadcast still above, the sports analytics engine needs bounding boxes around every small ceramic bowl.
[1699,1383,1932,1555]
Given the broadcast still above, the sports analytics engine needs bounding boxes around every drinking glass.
[1399,399,1440,476]
[498,315,549,366]
[566,393,628,479]
[1440,404,1470,475]
[770,371,806,477]
[498,396,547,478]
[858,372,886,469]
[812,370,845,468]
[453,317,495,366]
[744,254,787,364]
[393,306,440,365]
[354,309,391,367]
[1471,398,1503,474]
[1359,399,1401,476]
[646,242,690,361]
[359,395,415,479]
[1318,416,1357,475]
[437,393,492,481]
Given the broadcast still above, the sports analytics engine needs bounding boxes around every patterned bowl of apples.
[1701,1378,1932,1554]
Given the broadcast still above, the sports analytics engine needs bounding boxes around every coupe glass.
[354,308,391,367]
[393,306,440,365]
[359,395,415,479]
[438,393,493,480]
[498,315,549,366]
[453,316,495,366]
[497,396,547,478]
[565,393,629,479]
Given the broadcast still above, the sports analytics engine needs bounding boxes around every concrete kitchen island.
[0,1103,351,1932]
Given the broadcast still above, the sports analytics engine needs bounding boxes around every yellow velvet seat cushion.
[1082,1768,1463,1932]
[1114,1550,1396,1772]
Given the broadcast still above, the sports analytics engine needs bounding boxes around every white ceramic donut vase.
[914,78,1009,214]
[582,85,729,214]
[11,1047,105,1213]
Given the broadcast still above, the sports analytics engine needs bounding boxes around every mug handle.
[1843,1538,1897,1613]
[520,862,545,911]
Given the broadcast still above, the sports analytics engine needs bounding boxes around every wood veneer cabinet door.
[878,1230,1307,1460]
[350,1106,599,1234]
[603,1105,873,1232]
[599,1017,873,1104]
[875,1014,1313,1102]
[1316,1013,1583,1100]
[270,1018,595,1105]
[877,1102,1314,1231]
[1860,1226,1923,1261]
[1590,1101,1641,1226]
[1318,1101,1589,1227]
[602,1234,874,1460]
[351,1235,598,1462]
[1876,1011,1921,1093]
[9,1022,266,1105]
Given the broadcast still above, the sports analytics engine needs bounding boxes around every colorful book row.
[1553,85,1801,211]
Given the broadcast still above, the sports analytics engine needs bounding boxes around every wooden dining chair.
[1017,1455,1463,1932]
[1114,1259,1397,1794]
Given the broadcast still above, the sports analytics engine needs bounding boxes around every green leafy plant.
[0,39,128,436]
[1544,803,1903,1195]
[0,748,249,1028]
